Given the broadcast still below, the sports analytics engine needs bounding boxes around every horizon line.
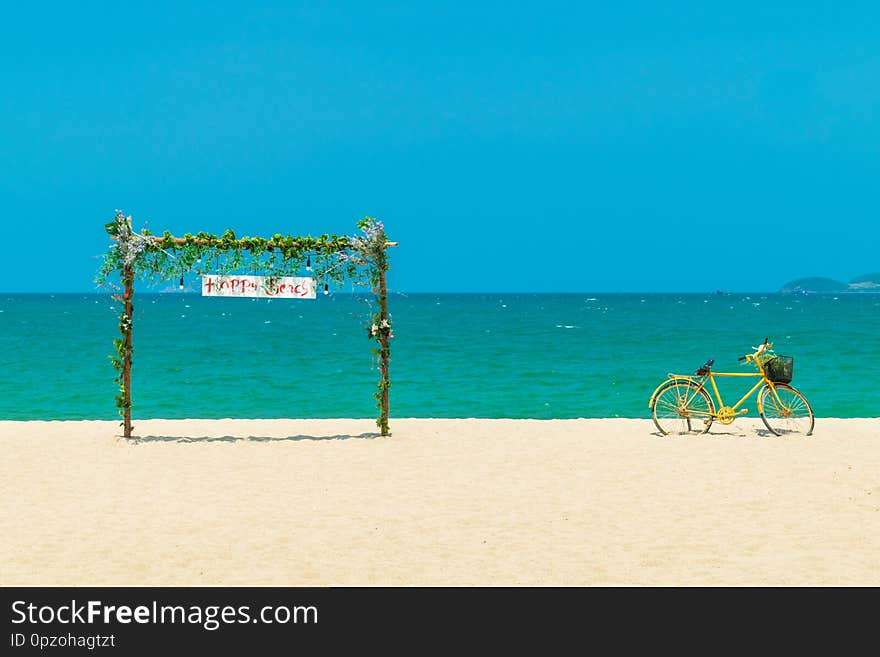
[1,290,869,296]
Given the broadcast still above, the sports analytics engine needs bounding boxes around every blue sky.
[1,1,878,292]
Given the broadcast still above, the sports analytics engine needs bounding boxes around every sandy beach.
[1,417,878,586]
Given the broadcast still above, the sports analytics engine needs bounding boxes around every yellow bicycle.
[648,338,814,436]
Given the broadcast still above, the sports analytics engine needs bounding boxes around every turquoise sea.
[0,293,877,420]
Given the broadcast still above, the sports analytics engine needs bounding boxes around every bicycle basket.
[763,355,794,384]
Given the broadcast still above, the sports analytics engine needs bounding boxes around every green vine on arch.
[96,211,393,434]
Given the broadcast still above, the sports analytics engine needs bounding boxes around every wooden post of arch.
[378,244,391,436]
[122,263,134,438]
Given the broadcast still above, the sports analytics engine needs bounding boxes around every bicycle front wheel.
[651,380,714,435]
[759,384,814,436]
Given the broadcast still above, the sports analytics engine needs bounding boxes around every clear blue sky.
[1,1,877,292]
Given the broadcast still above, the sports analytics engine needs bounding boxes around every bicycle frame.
[701,371,770,416]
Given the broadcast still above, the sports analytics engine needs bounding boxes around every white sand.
[1,417,878,586]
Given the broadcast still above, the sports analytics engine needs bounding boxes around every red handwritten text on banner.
[201,275,316,299]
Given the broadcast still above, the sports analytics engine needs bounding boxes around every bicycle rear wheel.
[759,384,814,436]
[651,380,714,435]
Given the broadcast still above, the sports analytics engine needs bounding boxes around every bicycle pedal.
[738,409,749,415]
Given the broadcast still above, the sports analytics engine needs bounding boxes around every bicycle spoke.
[685,385,702,408]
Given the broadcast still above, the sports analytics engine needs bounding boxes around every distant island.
[780,273,880,293]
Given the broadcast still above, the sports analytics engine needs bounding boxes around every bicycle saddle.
[695,358,714,376]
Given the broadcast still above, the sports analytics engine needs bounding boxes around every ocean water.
[0,293,877,420]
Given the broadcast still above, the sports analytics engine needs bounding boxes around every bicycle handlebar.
[740,337,773,363]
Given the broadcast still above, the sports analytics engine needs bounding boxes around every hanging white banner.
[201,275,317,299]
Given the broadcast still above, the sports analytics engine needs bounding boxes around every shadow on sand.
[649,428,789,438]
[128,432,383,444]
